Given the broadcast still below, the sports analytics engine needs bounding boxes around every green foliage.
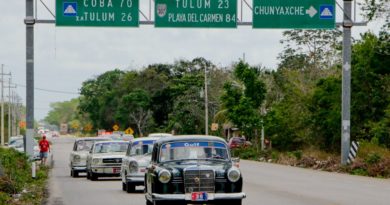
[351,31,390,145]
[0,148,48,205]
[351,168,369,176]
[44,98,79,127]
[221,61,266,140]
[309,77,342,151]
[365,153,382,165]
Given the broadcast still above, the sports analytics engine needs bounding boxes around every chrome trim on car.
[150,192,246,201]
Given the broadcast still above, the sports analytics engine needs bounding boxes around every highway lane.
[47,136,390,205]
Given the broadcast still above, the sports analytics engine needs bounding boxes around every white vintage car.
[69,137,109,177]
[121,137,160,193]
[86,140,129,181]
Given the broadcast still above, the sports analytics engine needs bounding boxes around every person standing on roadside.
[39,135,50,165]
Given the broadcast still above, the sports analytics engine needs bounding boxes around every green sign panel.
[253,0,335,29]
[56,0,139,27]
[155,0,237,28]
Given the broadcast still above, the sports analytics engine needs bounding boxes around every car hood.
[91,152,126,159]
[160,160,232,174]
[129,155,152,167]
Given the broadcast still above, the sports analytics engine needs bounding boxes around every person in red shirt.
[39,135,50,165]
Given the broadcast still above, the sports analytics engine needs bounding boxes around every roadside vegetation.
[0,148,48,205]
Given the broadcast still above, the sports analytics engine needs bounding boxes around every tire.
[122,182,126,191]
[146,200,153,205]
[90,172,98,181]
[71,170,79,178]
[126,182,135,193]
[86,170,91,180]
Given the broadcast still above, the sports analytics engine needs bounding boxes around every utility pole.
[7,79,16,141]
[0,65,11,146]
[341,0,353,165]
[204,66,209,136]
[25,0,35,157]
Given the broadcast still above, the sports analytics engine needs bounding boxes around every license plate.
[191,192,208,201]
[139,168,146,173]
[113,168,120,173]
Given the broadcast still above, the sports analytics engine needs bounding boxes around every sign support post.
[25,0,35,158]
[341,0,353,165]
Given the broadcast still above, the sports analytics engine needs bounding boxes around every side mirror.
[232,157,240,168]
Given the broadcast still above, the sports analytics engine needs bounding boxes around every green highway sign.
[155,0,237,28]
[253,0,335,29]
[56,0,139,27]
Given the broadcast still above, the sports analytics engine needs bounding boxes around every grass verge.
[232,142,390,178]
[0,147,49,205]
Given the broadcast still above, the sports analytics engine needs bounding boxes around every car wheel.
[90,172,98,181]
[86,170,91,180]
[126,182,135,193]
[122,182,126,191]
[146,200,153,205]
[70,170,73,177]
[73,170,79,177]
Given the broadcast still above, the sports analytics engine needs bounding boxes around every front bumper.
[91,166,121,174]
[126,174,144,184]
[72,166,87,172]
[150,192,246,201]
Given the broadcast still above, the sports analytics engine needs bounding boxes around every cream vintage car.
[86,140,129,181]
[121,137,160,193]
[69,137,109,177]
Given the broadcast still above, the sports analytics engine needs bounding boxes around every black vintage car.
[145,135,246,205]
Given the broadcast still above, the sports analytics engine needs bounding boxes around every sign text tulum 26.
[56,0,139,27]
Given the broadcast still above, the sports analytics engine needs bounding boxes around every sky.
[0,0,385,121]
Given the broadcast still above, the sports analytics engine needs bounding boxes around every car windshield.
[130,140,155,156]
[76,140,94,151]
[94,142,128,153]
[159,141,229,162]
[10,139,23,146]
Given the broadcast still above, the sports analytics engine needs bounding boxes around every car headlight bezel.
[158,169,171,183]
[92,158,100,165]
[227,168,241,183]
[73,155,81,162]
[129,161,138,173]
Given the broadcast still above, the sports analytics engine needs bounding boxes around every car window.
[159,141,228,162]
[130,140,155,156]
[75,140,94,151]
[93,142,128,153]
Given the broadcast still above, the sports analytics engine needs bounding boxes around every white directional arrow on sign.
[306,6,317,18]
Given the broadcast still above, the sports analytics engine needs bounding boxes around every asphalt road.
[47,136,390,205]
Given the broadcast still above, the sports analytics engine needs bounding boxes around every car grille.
[102,158,122,163]
[184,169,215,193]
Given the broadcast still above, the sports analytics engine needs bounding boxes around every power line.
[15,83,80,95]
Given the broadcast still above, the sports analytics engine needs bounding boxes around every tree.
[117,89,152,137]
[45,99,79,126]
[351,31,390,142]
[221,61,266,140]
[309,77,342,151]
[79,69,124,130]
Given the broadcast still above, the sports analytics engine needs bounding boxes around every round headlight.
[129,161,138,173]
[227,168,241,183]
[73,155,81,162]
[158,169,171,183]
[92,158,100,165]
